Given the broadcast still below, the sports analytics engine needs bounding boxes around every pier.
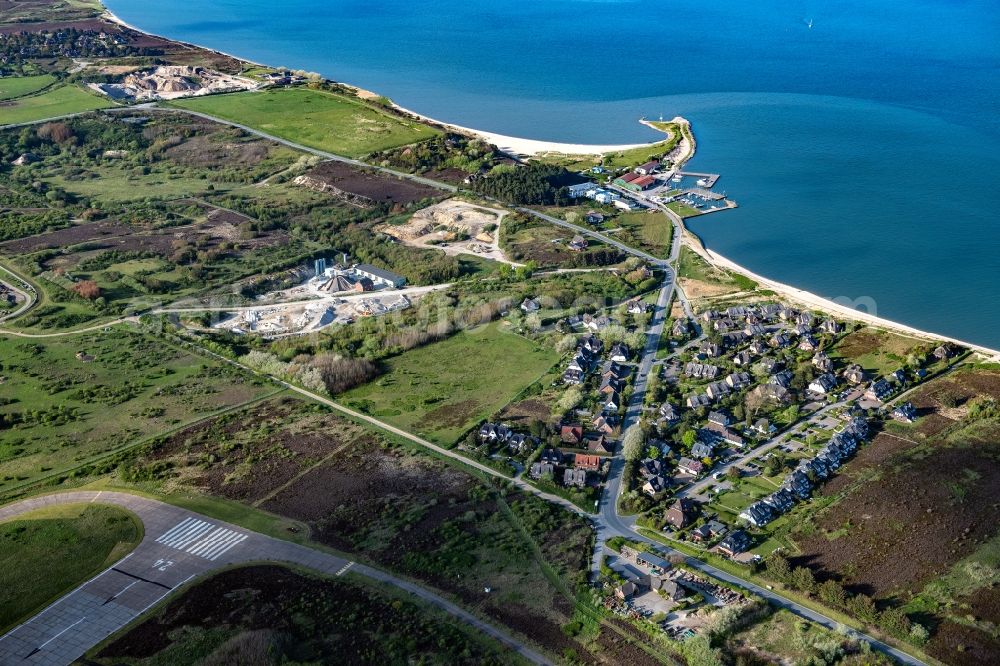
[677,171,720,188]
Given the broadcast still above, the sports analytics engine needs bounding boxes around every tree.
[878,607,912,639]
[726,466,741,481]
[818,579,846,608]
[71,280,101,300]
[646,445,661,460]
[764,552,791,582]
[556,386,583,413]
[847,593,879,624]
[621,424,645,461]
[790,566,816,593]
[681,429,697,448]
[555,334,576,354]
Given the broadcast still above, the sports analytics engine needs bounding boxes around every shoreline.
[681,230,1000,360]
[100,5,998,359]
[102,8,672,158]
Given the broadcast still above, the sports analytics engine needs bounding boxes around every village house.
[562,368,583,385]
[783,470,813,499]
[686,393,711,409]
[892,401,918,423]
[540,448,563,464]
[575,453,603,472]
[585,210,605,225]
[843,364,867,384]
[744,323,766,338]
[865,378,894,403]
[769,370,793,388]
[708,411,731,427]
[677,457,705,476]
[739,501,775,528]
[581,335,603,355]
[626,298,649,315]
[610,343,632,363]
[592,414,616,435]
[560,425,584,446]
[820,318,841,334]
[749,339,769,356]
[732,351,752,367]
[529,461,555,479]
[808,373,838,395]
[700,341,722,358]
[691,519,728,543]
[718,530,752,557]
[798,334,819,351]
[889,368,907,385]
[691,440,714,459]
[684,362,720,380]
[770,332,792,348]
[725,372,752,390]
[704,420,745,447]
[604,393,621,411]
[520,297,540,313]
[749,382,792,406]
[705,381,731,401]
[642,474,668,496]
[601,360,629,381]
[812,352,834,372]
[599,376,624,396]
[568,235,589,252]
[763,488,796,514]
[563,467,588,488]
[934,344,953,360]
[672,318,690,337]
[635,160,661,175]
[664,498,699,529]
[658,402,680,424]
[585,433,613,454]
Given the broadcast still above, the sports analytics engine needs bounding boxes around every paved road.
[156,283,452,314]
[0,491,552,666]
[0,262,37,323]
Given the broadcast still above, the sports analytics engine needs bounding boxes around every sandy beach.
[390,102,675,157]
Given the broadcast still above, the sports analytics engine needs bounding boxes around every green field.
[0,85,113,126]
[341,323,559,445]
[0,74,57,101]
[170,88,440,158]
[0,327,272,494]
[0,503,142,632]
[615,209,673,256]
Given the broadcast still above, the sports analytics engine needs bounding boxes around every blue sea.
[105,0,1000,348]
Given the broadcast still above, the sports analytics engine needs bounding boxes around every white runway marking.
[155,518,247,560]
[38,618,86,650]
[336,562,354,576]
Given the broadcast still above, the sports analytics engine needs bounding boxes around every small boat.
[671,174,682,183]
[696,178,709,187]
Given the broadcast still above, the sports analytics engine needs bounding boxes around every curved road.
[0,491,551,666]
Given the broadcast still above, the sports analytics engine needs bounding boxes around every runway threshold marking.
[155,518,247,561]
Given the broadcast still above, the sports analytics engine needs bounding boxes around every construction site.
[89,65,258,101]
[377,200,516,264]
